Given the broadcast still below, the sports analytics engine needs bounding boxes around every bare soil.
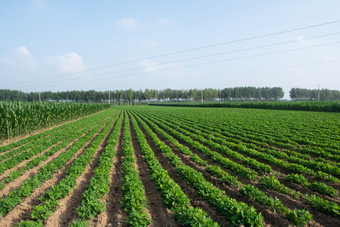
[90,124,127,227]
[0,114,114,226]
[136,119,229,227]
[142,115,340,227]
[130,119,180,227]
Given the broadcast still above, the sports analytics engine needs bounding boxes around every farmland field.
[0,106,339,226]
[0,102,110,142]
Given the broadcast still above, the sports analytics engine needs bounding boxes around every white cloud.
[32,0,47,11]
[46,52,86,73]
[16,46,31,56]
[116,18,138,28]
[1,46,35,68]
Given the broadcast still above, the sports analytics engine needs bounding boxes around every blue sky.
[1,0,340,98]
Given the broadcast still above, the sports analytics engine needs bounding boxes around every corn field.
[0,102,110,142]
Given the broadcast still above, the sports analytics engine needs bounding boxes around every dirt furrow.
[146,119,340,205]
[0,115,110,187]
[0,120,104,197]
[0,118,112,227]
[259,185,340,227]
[0,143,29,157]
[129,121,179,227]
[45,118,118,227]
[148,122,337,226]
[0,142,62,198]
[152,116,339,186]
[144,119,252,186]
[0,145,38,162]
[175,145,291,227]
[0,122,94,164]
[0,143,89,227]
[156,123,340,226]
[89,124,126,227]
[275,176,340,204]
[145,121,290,226]
[136,120,229,227]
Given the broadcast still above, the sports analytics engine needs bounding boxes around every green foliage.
[151,100,340,112]
[30,113,118,223]
[206,165,240,187]
[17,220,43,227]
[284,174,308,186]
[2,101,339,226]
[259,175,281,190]
[0,101,110,141]
[286,209,313,226]
[124,106,339,223]
[133,113,263,226]
[308,182,339,197]
[140,113,258,180]
[120,113,150,226]
[240,184,288,215]
[71,114,123,226]
[240,184,313,226]
[285,174,339,197]
[304,194,340,218]
[1,109,117,221]
[70,220,90,227]
[259,175,301,199]
[131,114,219,226]
[0,182,5,190]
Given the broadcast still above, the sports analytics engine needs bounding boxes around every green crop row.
[132,111,315,226]
[155,115,272,173]
[0,109,116,217]
[150,100,340,112]
[3,112,107,184]
[145,106,339,152]
[3,116,99,185]
[168,114,340,165]
[120,113,150,226]
[285,174,339,197]
[0,110,113,177]
[240,184,313,226]
[130,113,219,227]
[0,110,98,163]
[137,109,339,209]
[259,175,340,218]
[0,122,64,154]
[0,136,61,174]
[20,111,118,225]
[147,112,339,183]
[0,127,62,161]
[132,112,264,226]
[137,112,258,180]
[71,113,123,226]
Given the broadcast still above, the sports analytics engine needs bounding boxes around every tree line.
[0,87,338,103]
[0,87,284,103]
[290,88,340,101]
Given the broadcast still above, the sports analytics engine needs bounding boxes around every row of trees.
[1,87,339,103]
[289,88,340,101]
[0,87,284,103]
